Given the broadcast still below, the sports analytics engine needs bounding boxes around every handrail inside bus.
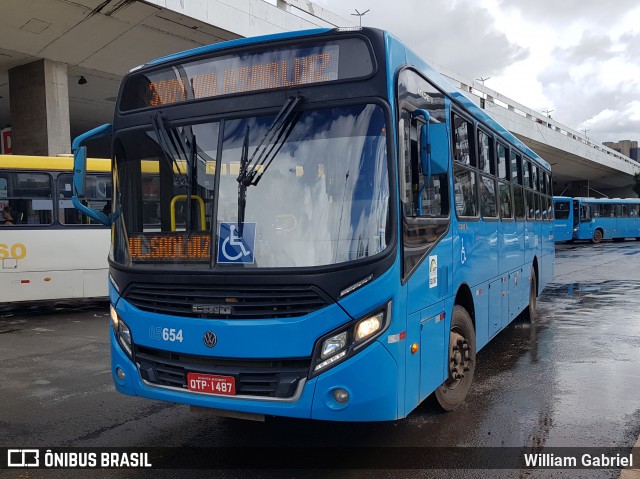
[170,195,206,231]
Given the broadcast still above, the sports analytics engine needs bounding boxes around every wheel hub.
[449,332,471,382]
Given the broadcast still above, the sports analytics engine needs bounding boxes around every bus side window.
[452,114,475,167]
[2,172,54,225]
[58,173,112,225]
[497,143,509,181]
[454,166,478,217]
[498,181,513,219]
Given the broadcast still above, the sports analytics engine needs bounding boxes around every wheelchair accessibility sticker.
[218,222,256,264]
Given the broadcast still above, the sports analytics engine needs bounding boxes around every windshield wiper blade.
[235,95,303,236]
[237,125,250,235]
[237,95,303,188]
[152,111,190,190]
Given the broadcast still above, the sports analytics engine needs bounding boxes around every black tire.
[613,237,625,242]
[526,266,537,322]
[636,237,640,241]
[434,305,476,412]
[592,229,603,244]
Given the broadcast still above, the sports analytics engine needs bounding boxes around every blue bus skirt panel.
[110,327,315,420]
[111,326,400,421]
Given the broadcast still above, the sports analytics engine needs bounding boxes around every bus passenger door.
[396,92,452,409]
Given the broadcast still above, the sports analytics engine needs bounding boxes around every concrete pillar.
[8,59,71,156]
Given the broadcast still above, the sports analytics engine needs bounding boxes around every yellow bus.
[0,155,111,309]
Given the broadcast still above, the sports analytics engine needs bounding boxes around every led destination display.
[120,38,373,110]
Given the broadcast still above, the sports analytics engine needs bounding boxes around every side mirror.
[71,123,112,226]
[73,146,87,197]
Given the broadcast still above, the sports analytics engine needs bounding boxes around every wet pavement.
[1,241,640,478]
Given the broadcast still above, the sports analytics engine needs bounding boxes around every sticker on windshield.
[218,222,256,264]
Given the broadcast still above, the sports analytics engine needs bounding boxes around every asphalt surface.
[1,241,640,478]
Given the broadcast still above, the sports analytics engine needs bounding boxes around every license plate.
[187,372,236,396]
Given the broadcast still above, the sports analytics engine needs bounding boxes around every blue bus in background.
[556,196,640,243]
[553,196,575,242]
[72,27,554,421]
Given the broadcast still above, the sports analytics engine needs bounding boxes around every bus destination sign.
[129,233,211,262]
[149,47,338,106]
[119,38,374,111]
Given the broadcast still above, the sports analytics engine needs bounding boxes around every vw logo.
[203,331,217,348]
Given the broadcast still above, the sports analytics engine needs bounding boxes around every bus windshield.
[112,103,390,268]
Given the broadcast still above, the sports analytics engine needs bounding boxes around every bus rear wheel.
[592,229,603,244]
[434,305,476,412]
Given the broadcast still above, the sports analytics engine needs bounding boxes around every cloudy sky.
[312,0,640,144]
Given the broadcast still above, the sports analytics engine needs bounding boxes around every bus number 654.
[150,326,184,343]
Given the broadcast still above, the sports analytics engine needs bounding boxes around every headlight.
[310,302,391,378]
[354,312,383,341]
[110,304,119,329]
[321,331,347,359]
[118,321,133,358]
[110,304,133,359]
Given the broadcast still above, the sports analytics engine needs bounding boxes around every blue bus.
[555,196,640,243]
[552,196,575,242]
[72,27,554,421]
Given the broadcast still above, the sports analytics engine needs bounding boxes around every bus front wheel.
[434,305,476,412]
[592,229,603,244]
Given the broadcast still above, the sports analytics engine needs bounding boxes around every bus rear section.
[553,196,574,242]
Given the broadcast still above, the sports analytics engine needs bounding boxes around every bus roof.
[0,155,110,172]
[573,197,640,203]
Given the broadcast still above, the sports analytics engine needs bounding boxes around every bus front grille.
[135,346,310,399]
[124,283,329,319]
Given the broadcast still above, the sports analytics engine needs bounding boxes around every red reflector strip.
[388,331,407,343]
[21,280,30,284]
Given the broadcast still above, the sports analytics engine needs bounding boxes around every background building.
[603,140,639,162]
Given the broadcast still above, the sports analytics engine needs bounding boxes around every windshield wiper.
[236,95,303,235]
[152,111,190,190]
[237,125,251,234]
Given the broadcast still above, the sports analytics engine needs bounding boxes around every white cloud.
[315,0,640,144]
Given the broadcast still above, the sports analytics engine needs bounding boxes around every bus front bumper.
[110,327,400,422]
